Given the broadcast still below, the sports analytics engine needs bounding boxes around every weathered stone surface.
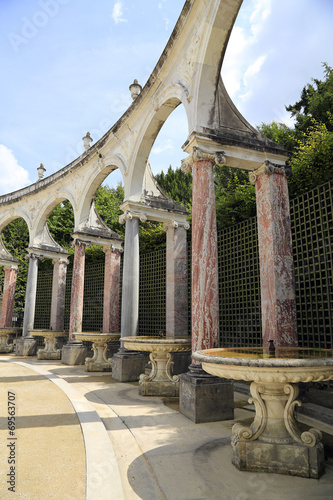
[16,337,37,356]
[22,254,39,338]
[179,372,234,423]
[112,351,145,382]
[172,350,191,375]
[139,379,179,397]
[232,440,325,479]
[0,265,18,328]
[69,241,86,339]
[103,248,121,333]
[165,224,188,338]
[191,157,220,358]
[120,218,139,338]
[37,349,61,360]
[254,163,297,347]
[50,257,68,332]
[61,343,87,365]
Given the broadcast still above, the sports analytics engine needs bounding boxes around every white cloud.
[0,145,31,195]
[152,139,173,155]
[243,55,267,86]
[112,2,127,24]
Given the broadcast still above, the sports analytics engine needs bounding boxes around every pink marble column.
[165,222,189,338]
[50,257,69,332]
[183,148,225,363]
[103,247,121,333]
[0,265,18,328]
[251,162,298,347]
[69,240,86,340]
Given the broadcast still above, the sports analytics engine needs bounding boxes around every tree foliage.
[286,63,333,134]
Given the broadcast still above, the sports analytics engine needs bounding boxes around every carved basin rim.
[193,348,333,384]
[193,348,333,368]
[122,336,191,352]
[0,327,22,335]
[30,329,68,337]
[74,332,121,342]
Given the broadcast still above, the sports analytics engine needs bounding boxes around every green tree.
[155,166,192,211]
[286,63,333,133]
[256,121,297,153]
[288,119,333,198]
[47,200,74,249]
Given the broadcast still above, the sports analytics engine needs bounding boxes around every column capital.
[249,160,292,184]
[71,238,91,248]
[163,220,190,232]
[103,244,124,254]
[119,211,147,224]
[52,256,70,266]
[3,264,19,271]
[181,146,226,173]
[25,252,44,261]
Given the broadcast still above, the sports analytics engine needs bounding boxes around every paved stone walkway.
[0,356,333,500]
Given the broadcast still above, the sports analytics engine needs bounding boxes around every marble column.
[16,253,40,355]
[50,257,69,332]
[250,161,298,347]
[69,240,86,339]
[103,246,121,333]
[179,146,233,423]
[188,148,223,359]
[121,216,140,337]
[0,264,18,328]
[62,240,88,365]
[164,221,189,338]
[112,213,145,382]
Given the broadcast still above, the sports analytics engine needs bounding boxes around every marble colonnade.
[0,263,19,328]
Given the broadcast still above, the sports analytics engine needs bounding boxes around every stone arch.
[127,92,188,200]
[0,210,31,240]
[77,155,127,227]
[31,191,77,244]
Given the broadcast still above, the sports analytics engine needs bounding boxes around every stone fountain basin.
[122,336,191,352]
[192,347,333,384]
[0,327,22,335]
[30,329,67,338]
[74,332,121,343]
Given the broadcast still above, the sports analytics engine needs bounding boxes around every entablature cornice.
[119,200,189,226]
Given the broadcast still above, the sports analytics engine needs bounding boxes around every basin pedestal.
[193,347,333,478]
[232,381,324,478]
[0,328,21,353]
[30,330,67,360]
[122,337,191,396]
[75,333,121,372]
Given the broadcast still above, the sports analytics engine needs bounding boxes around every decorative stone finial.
[129,79,142,100]
[37,163,46,180]
[82,132,93,151]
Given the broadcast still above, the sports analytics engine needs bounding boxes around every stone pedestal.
[172,350,191,375]
[61,342,87,366]
[179,368,234,423]
[112,351,145,382]
[0,332,14,353]
[15,337,37,356]
[31,330,66,360]
[231,381,325,478]
[139,351,180,397]
[75,333,120,372]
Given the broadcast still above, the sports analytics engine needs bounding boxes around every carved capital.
[163,220,190,232]
[250,161,291,184]
[25,252,44,261]
[182,146,226,172]
[52,257,69,266]
[72,239,91,248]
[119,211,147,224]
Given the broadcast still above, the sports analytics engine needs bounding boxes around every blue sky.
[0,0,332,195]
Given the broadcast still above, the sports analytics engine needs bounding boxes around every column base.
[37,349,62,360]
[232,439,325,479]
[85,359,112,372]
[179,366,234,423]
[15,337,37,356]
[111,351,146,382]
[61,342,87,365]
